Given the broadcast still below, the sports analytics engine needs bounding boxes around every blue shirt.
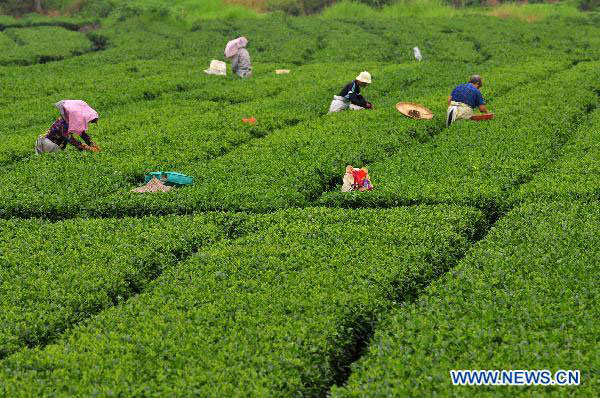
[450,83,485,109]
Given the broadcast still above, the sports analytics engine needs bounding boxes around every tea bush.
[333,202,600,397]
[0,205,486,396]
[0,26,92,65]
[0,213,239,357]
[512,109,600,204]
[0,6,599,395]
[0,57,572,218]
[0,62,367,218]
[320,62,600,217]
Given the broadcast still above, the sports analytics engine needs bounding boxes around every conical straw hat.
[395,102,434,120]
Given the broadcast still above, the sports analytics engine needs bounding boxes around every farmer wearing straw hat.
[446,75,489,127]
[328,71,373,114]
[35,100,101,154]
[225,37,252,78]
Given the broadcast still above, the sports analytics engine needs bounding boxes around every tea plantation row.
[0,206,486,396]
[0,26,93,65]
[321,61,600,216]
[1,12,598,134]
[0,213,238,358]
[0,57,319,163]
[0,58,579,219]
[0,61,337,166]
[0,9,599,397]
[333,201,600,398]
[514,108,600,203]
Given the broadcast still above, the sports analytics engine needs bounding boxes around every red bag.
[352,169,367,185]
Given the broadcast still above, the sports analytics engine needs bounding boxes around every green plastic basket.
[144,172,194,186]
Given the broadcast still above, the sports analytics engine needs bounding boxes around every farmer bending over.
[446,75,489,127]
[225,37,252,78]
[328,71,373,114]
[35,100,101,154]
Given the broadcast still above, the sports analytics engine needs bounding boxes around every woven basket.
[395,102,434,120]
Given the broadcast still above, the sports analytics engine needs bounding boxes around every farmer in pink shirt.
[35,100,101,154]
[225,37,252,78]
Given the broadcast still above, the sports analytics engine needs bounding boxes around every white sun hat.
[204,60,227,76]
[356,71,372,84]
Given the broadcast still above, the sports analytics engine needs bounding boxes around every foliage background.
[0,0,597,16]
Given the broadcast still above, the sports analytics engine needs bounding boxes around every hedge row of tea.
[0,58,575,219]
[0,56,308,154]
[0,205,486,396]
[0,61,340,166]
[334,202,600,397]
[320,61,600,216]
[1,9,600,396]
[0,26,93,65]
[1,12,598,130]
[513,109,600,204]
[0,213,241,358]
[0,13,597,176]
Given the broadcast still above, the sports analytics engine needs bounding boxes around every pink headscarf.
[224,37,248,58]
[54,100,99,135]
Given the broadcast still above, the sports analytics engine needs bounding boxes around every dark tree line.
[267,0,395,15]
[0,0,597,16]
[268,0,597,15]
[0,0,43,14]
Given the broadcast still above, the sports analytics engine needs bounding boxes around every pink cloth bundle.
[54,100,99,135]
[224,37,248,58]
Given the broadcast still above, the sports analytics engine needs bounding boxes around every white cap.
[356,71,371,84]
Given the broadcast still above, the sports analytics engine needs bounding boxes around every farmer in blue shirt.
[446,75,490,126]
